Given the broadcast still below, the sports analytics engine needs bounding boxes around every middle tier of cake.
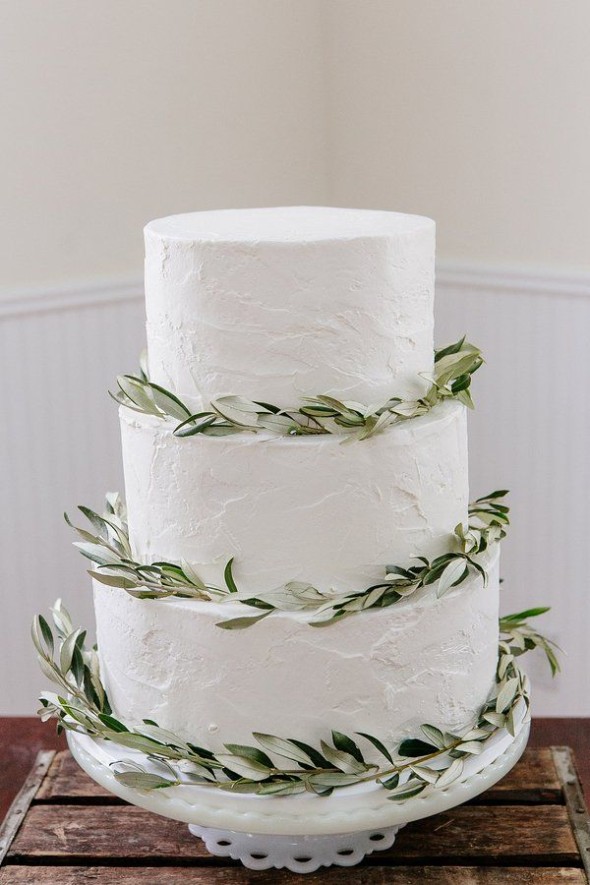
[120,400,468,596]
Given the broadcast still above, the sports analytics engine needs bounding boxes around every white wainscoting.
[1,267,588,715]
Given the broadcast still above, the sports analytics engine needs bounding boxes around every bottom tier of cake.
[93,546,500,751]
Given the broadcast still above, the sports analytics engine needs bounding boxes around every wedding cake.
[90,206,501,750]
[33,205,558,871]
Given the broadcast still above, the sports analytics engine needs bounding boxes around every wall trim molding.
[0,278,142,319]
[1,263,589,320]
[436,262,590,299]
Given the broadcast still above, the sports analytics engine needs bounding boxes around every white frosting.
[90,205,501,762]
[119,400,468,595]
[93,546,500,751]
[144,207,435,411]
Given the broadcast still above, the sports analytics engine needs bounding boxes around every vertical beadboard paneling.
[1,268,588,715]
[0,291,144,714]
[436,269,590,716]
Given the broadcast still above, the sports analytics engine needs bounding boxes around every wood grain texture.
[0,719,65,821]
[7,804,580,864]
[2,739,589,882]
[35,752,115,802]
[0,867,587,884]
[531,720,590,805]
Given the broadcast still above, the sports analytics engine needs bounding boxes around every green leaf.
[117,375,159,415]
[76,506,110,537]
[35,616,54,655]
[475,489,509,501]
[356,732,394,764]
[223,744,274,768]
[409,764,440,784]
[496,677,520,714]
[59,629,82,674]
[420,724,445,749]
[216,754,271,781]
[216,612,271,630]
[174,412,219,437]
[253,734,316,766]
[319,741,367,775]
[148,382,191,421]
[436,758,465,788]
[212,398,259,427]
[287,739,331,768]
[224,558,238,594]
[434,336,466,361]
[88,571,137,590]
[113,771,177,790]
[97,713,129,733]
[331,731,365,764]
[483,711,506,728]
[179,560,208,591]
[387,779,427,801]
[257,781,307,796]
[380,772,400,790]
[398,738,438,758]
[216,395,263,414]
[436,559,469,597]
[501,607,550,624]
[455,740,484,756]
[307,772,361,788]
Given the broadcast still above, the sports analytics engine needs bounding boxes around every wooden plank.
[35,747,563,804]
[0,751,54,865]
[392,805,580,864]
[0,866,587,883]
[553,747,590,881]
[482,747,562,802]
[35,752,116,802]
[531,720,590,805]
[8,805,207,861]
[7,805,580,864]
[0,718,65,821]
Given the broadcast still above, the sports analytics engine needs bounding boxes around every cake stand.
[67,697,529,874]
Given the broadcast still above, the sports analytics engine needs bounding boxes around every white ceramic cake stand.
[67,697,529,874]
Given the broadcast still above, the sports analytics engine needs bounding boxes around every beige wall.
[0,0,327,291]
[3,1,590,290]
[1,2,589,715]
[325,0,590,271]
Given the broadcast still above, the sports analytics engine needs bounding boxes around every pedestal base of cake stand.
[188,822,404,872]
[67,706,529,874]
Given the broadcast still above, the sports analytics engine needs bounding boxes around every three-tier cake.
[96,207,498,748]
[36,207,551,873]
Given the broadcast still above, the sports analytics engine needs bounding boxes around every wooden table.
[1,718,589,883]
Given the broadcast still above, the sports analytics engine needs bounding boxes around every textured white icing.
[144,206,435,411]
[119,400,468,595]
[93,546,500,752]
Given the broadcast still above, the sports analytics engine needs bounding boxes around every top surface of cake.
[144,206,436,411]
[145,205,434,243]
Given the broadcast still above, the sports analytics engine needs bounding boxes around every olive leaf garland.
[32,603,558,799]
[109,337,483,440]
[66,491,510,628]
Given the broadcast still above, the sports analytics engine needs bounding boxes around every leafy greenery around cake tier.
[110,336,483,440]
[32,602,558,798]
[66,490,509,627]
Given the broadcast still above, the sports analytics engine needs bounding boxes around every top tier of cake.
[144,206,435,411]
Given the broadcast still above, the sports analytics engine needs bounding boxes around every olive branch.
[109,337,483,440]
[33,602,557,799]
[66,491,510,629]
